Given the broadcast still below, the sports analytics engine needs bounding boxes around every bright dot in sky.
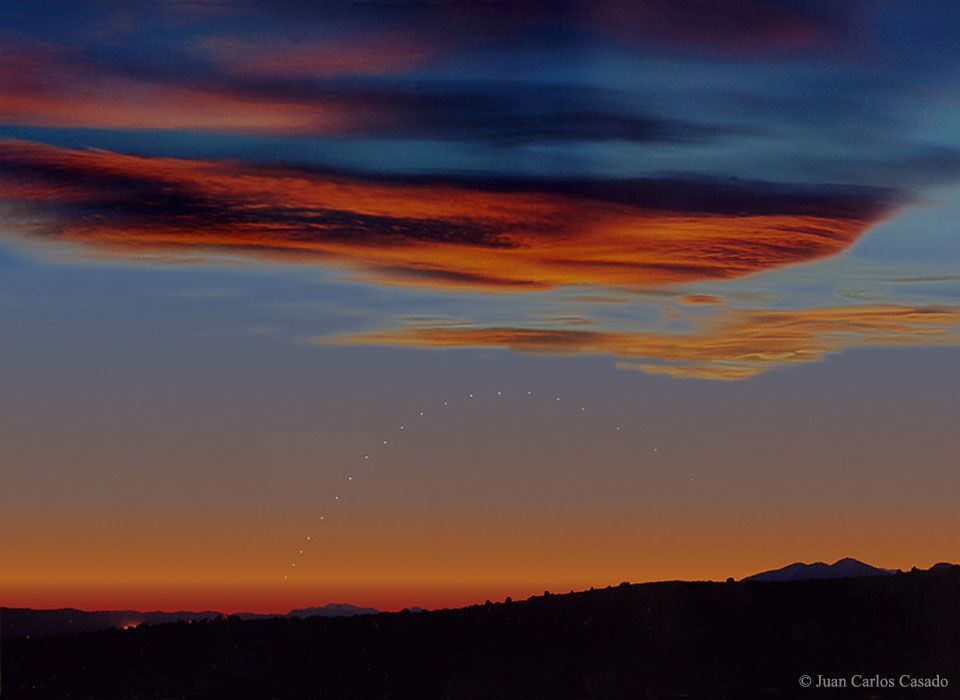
[281,385,668,585]
[283,575,288,580]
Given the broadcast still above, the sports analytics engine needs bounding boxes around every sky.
[1,0,959,613]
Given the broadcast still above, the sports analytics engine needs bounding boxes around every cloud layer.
[0,36,740,144]
[0,140,902,291]
[324,304,960,379]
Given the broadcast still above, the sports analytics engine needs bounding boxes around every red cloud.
[0,139,901,291]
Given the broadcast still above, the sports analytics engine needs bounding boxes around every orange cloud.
[323,305,960,379]
[680,294,724,305]
[0,140,901,292]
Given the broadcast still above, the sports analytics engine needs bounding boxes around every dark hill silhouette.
[930,562,959,572]
[1,603,379,640]
[743,557,895,582]
[3,566,959,699]
[0,608,222,640]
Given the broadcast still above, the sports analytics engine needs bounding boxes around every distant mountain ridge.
[0,608,222,640]
[743,557,896,582]
[234,603,379,620]
[7,566,960,699]
[1,603,380,639]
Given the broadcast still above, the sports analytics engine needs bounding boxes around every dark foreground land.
[3,568,959,699]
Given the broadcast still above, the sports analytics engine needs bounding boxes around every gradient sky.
[1,0,959,613]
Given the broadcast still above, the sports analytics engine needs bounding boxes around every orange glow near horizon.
[5,548,958,614]
[3,505,958,613]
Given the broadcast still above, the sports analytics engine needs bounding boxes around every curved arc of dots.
[281,388,662,580]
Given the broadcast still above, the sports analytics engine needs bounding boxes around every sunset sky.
[1,0,959,613]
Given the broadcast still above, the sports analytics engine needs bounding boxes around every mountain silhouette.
[929,562,959,572]
[0,608,223,640]
[743,556,895,582]
[4,566,958,699]
[1,603,379,640]
[233,603,379,621]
